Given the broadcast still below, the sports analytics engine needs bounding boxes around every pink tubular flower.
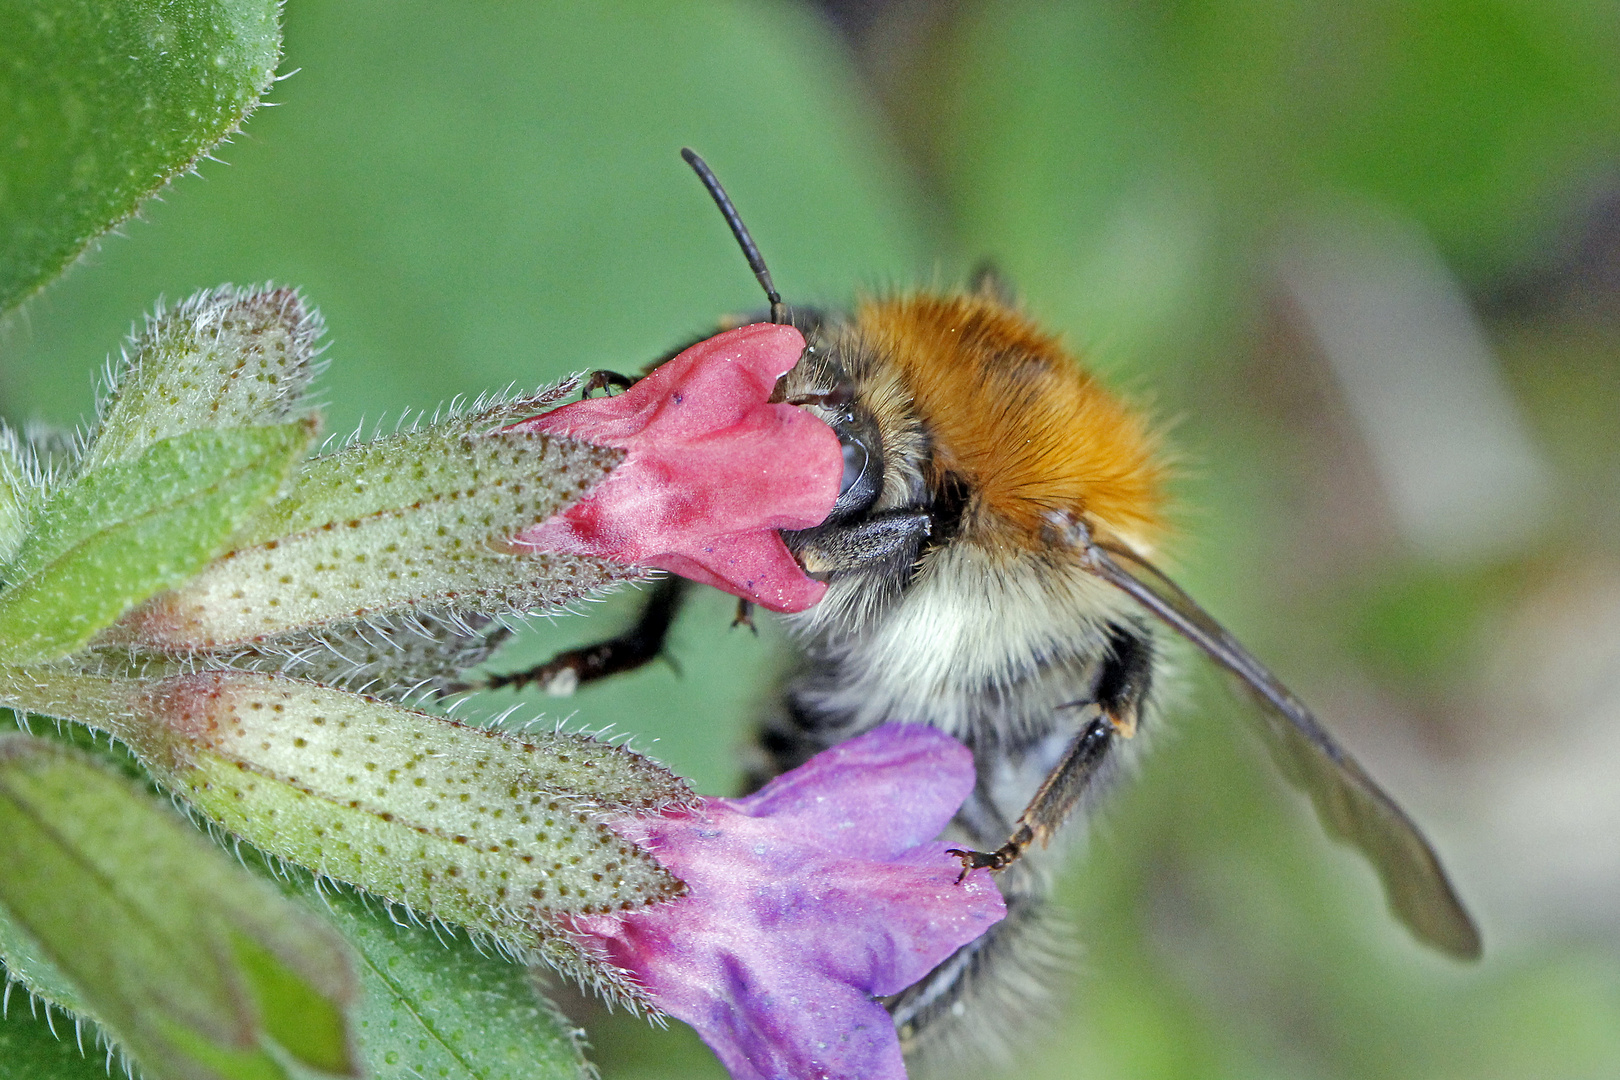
[507,324,842,612]
[570,724,1006,1080]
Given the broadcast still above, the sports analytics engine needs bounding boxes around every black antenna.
[681,148,787,325]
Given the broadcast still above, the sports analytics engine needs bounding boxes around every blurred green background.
[4,1,1620,1077]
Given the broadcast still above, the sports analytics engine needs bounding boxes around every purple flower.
[570,723,1005,1080]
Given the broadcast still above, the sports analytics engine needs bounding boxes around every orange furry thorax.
[853,293,1165,549]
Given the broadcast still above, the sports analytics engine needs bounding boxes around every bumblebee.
[487,151,1481,1061]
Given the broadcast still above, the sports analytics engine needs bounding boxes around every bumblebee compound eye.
[839,439,870,496]
[831,417,882,519]
[782,354,877,521]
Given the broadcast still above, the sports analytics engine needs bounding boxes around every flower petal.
[572,724,1005,1080]
[508,324,842,612]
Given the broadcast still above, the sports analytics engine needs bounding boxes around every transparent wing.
[1085,537,1482,959]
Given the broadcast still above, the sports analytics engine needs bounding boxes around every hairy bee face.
[772,292,1166,739]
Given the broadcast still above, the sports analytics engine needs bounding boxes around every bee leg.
[894,789,1072,1051]
[580,370,636,398]
[462,576,689,695]
[789,509,932,575]
[949,623,1155,878]
[948,715,1115,877]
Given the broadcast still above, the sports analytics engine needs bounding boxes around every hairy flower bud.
[234,611,511,701]
[116,411,634,651]
[0,667,691,977]
[86,285,322,470]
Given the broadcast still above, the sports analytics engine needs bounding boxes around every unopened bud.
[0,668,690,949]
[236,611,510,701]
[117,418,634,650]
[86,286,322,470]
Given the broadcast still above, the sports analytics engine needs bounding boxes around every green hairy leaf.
[301,877,595,1080]
[0,0,282,314]
[0,423,313,662]
[0,874,90,1017]
[0,1002,121,1080]
[0,734,359,1080]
